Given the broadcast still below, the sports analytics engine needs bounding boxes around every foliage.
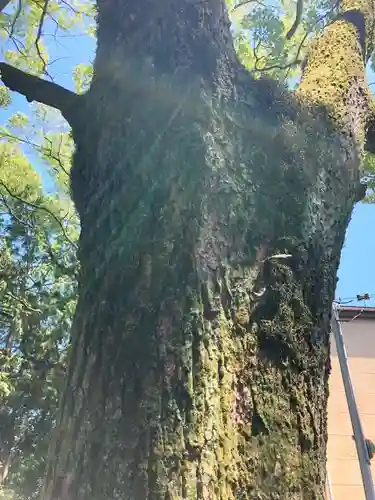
[0,1,85,496]
[0,111,79,497]
[362,152,375,201]
[228,0,338,82]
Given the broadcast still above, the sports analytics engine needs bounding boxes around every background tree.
[1,0,375,499]
[0,1,89,496]
[0,111,78,499]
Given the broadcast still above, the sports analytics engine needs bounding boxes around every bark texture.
[41,0,375,499]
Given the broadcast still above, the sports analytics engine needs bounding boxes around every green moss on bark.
[45,90,357,500]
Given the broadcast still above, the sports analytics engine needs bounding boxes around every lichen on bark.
[38,0,375,499]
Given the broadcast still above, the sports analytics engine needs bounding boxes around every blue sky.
[336,203,375,306]
[1,14,374,307]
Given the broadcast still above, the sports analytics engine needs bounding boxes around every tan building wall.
[327,308,375,500]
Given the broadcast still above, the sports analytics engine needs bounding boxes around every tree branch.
[9,0,22,39]
[34,0,49,73]
[230,0,258,13]
[0,62,81,125]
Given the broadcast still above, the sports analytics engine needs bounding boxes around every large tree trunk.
[41,0,375,499]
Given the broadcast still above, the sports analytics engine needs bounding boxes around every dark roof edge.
[338,306,375,321]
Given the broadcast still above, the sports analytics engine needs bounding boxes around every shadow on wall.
[334,308,375,359]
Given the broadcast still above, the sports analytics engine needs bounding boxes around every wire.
[335,293,375,305]
[333,292,375,322]
[351,310,364,322]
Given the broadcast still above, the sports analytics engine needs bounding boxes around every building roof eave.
[338,306,375,321]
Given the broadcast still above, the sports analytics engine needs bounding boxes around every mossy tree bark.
[27,0,375,499]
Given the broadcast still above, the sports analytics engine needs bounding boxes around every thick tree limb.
[0,62,80,125]
[297,0,375,165]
